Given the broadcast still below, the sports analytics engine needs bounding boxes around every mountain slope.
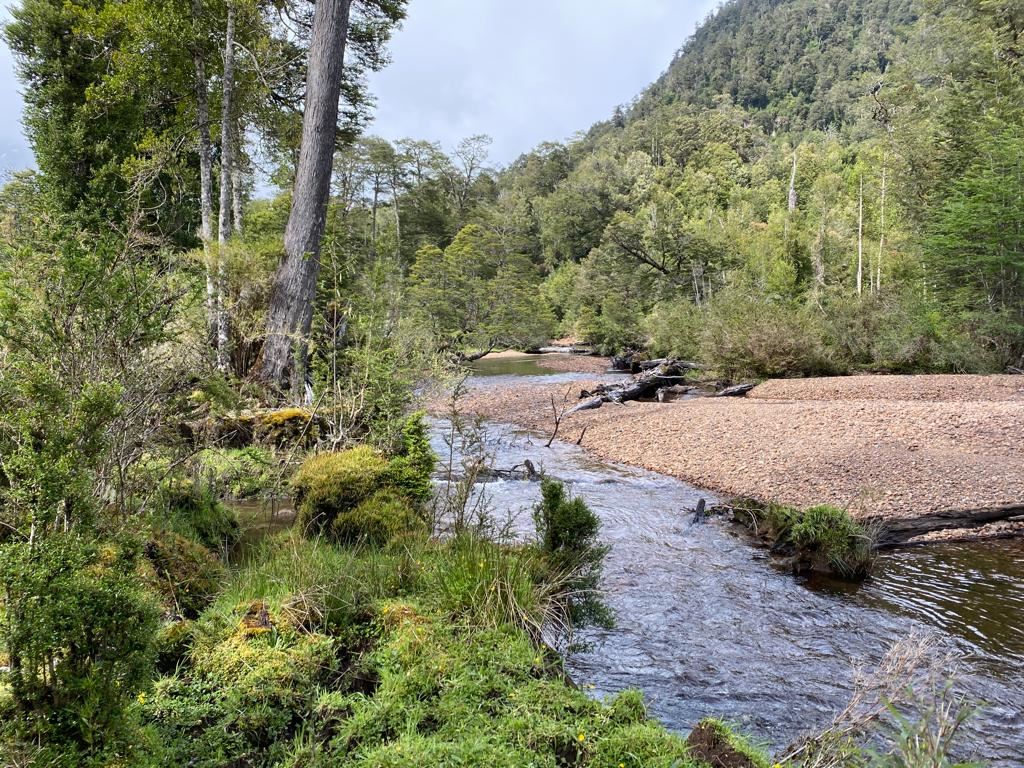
[629,0,918,131]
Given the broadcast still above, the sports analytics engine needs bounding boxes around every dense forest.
[1,0,1021,765]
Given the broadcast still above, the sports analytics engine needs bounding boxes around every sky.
[0,1,720,177]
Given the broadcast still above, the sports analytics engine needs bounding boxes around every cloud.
[365,0,719,164]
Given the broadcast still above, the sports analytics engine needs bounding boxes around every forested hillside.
[397,0,1023,376]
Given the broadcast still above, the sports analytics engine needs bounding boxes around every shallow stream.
[456,355,1024,765]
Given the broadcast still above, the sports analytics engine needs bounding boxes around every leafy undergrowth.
[133,531,769,768]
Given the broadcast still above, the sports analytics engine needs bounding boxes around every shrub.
[645,300,702,360]
[159,481,239,552]
[331,491,425,546]
[197,446,280,499]
[533,479,613,632]
[144,530,225,618]
[790,505,876,579]
[383,411,436,504]
[0,533,159,748]
[291,447,391,536]
[701,291,828,377]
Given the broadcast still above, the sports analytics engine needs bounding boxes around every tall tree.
[257,0,355,388]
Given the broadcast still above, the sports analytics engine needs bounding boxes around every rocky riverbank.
[454,371,1024,541]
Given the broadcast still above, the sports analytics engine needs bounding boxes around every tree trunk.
[192,0,216,344]
[232,126,244,235]
[856,174,864,297]
[216,0,237,372]
[876,162,886,292]
[257,0,353,388]
[788,152,798,212]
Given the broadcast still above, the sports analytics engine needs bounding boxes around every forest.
[1,0,1022,765]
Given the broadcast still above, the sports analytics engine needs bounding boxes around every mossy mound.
[292,447,392,535]
[331,490,425,546]
[144,530,225,618]
[159,482,239,552]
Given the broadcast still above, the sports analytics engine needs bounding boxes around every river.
[455,355,1024,765]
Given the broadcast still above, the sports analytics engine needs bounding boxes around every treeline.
[393,0,1023,376]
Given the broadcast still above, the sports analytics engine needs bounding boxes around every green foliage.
[745,502,876,580]
[533,479,613,632]
[790,505,877,579]
[144,530,225,618]
[0,533,159,748]
[197,446,280,499]
[699,291,828,378]
[158,482,240,553]
[383,411,437,504]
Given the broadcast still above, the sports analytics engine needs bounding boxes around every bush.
[383,412,436,504]
[197,446,280,499]
[739,501,876,580]
[332,491,425,546]
[790,505,876,579]
[645,300,702,360]
[159,482,239,552]
[292,447,391,536]
[701,291,828,377]
[144,530,225,618]
[0,533,159,748]
[533,479,612,632]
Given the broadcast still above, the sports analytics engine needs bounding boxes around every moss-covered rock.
[331,490,425,546]
[292,447,391,536]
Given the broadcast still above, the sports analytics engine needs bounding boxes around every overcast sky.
[0,1,719,177]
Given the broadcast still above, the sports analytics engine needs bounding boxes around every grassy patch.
[132,530,770,767]
[732,500,877,579]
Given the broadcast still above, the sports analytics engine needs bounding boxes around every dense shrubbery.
[534,479,613,632]
[143,530,225,618]
[0,534,159,749]
[197,446,281,499]
[158,482,240,553]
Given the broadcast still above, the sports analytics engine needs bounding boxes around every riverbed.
[454,355,1024,765]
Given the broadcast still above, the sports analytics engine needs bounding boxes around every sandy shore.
[533,354,612,374]
[455,374,1024,528]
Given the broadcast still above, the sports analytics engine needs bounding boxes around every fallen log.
[712,383,756,398]
[574,360,695,409]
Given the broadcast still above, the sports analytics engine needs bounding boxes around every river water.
[456,355,1024,765]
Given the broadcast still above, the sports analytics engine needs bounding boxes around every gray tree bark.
[216,0,237,372]
[192,0,216,343]
[257,0,353,388]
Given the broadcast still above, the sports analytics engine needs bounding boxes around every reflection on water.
[430,418,1024,765]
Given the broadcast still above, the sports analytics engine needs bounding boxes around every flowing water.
[454,356,1024,765]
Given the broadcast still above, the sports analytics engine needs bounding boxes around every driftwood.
[565,362,757,416]
[712,383,756,398]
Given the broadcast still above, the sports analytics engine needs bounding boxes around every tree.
[257,0,407,391]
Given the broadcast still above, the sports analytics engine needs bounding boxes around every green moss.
[292,447,391,536]
[257,407,319,447]
[144,530,225,618]
[332,490,425,546]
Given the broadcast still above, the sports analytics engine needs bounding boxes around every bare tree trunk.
[856,175,864,297]
[192,0,216,344]
[216,0,237,372]
[788,152,798,212]
[876,162,886,293]
[257,0,353,388]
[232,127,244,236]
